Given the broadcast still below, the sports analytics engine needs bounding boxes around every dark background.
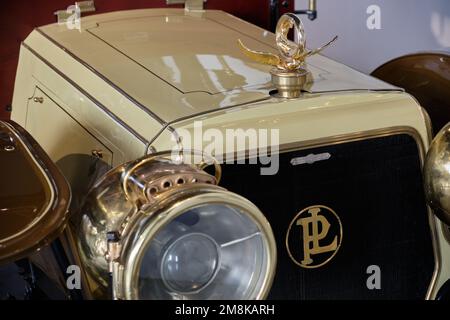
[0,0,294,120]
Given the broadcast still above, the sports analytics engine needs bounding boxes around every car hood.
[36,8,399,124]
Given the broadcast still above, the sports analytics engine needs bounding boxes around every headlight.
[76,151,276,300]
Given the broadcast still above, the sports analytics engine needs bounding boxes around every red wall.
[0,0,293,119]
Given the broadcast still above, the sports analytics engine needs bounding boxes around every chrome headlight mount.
[77,151,277,300]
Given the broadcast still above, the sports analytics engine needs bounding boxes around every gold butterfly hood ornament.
[238,13,338,72]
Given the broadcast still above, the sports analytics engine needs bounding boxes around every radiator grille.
[218,134,435,299]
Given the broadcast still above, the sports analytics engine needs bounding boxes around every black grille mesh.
[217,134,435,299]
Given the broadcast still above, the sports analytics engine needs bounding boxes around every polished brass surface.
[120,150,221,204]
[33,96,44,103]
[91,149,103,159]
[0,120,70,264]
[271,68,309,98]
[120,189,276,300]
[75,150,276,299]
[424,123,450,226]
[238,13,337,71]
[238,13,337,98]
[286,205,343,269]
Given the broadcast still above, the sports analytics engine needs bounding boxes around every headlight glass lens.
[138,203,269,299]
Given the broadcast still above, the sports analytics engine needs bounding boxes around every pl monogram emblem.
[286,205,343,268]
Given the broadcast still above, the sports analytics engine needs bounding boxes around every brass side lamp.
[424,123,450,226]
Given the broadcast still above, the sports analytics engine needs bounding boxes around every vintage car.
[1,4,450,300]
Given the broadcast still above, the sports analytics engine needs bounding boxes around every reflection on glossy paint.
[223,56,270,86]
[194,54,270,93]
[162,56,182,84]
[196,54,227,92]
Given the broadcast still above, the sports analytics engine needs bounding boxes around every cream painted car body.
[10,8,450,298]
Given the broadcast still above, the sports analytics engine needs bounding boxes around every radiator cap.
[238,12,337,98]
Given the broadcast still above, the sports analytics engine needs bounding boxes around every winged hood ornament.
[238,13,337,98]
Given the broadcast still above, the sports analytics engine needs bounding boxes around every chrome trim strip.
[168,97,272,126]
[144,96,272,154]
[35,27,167,126]
[22,42,149,145]
[145,92,405,153]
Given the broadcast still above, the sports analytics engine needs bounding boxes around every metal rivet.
[4,145,15,152]
[149,187,158,196]
[33,97,44,103]
[91,149,103,159]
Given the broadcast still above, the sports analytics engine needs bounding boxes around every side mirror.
[424,123,450,226]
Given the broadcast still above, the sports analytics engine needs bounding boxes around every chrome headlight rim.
[118,188,277,300]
